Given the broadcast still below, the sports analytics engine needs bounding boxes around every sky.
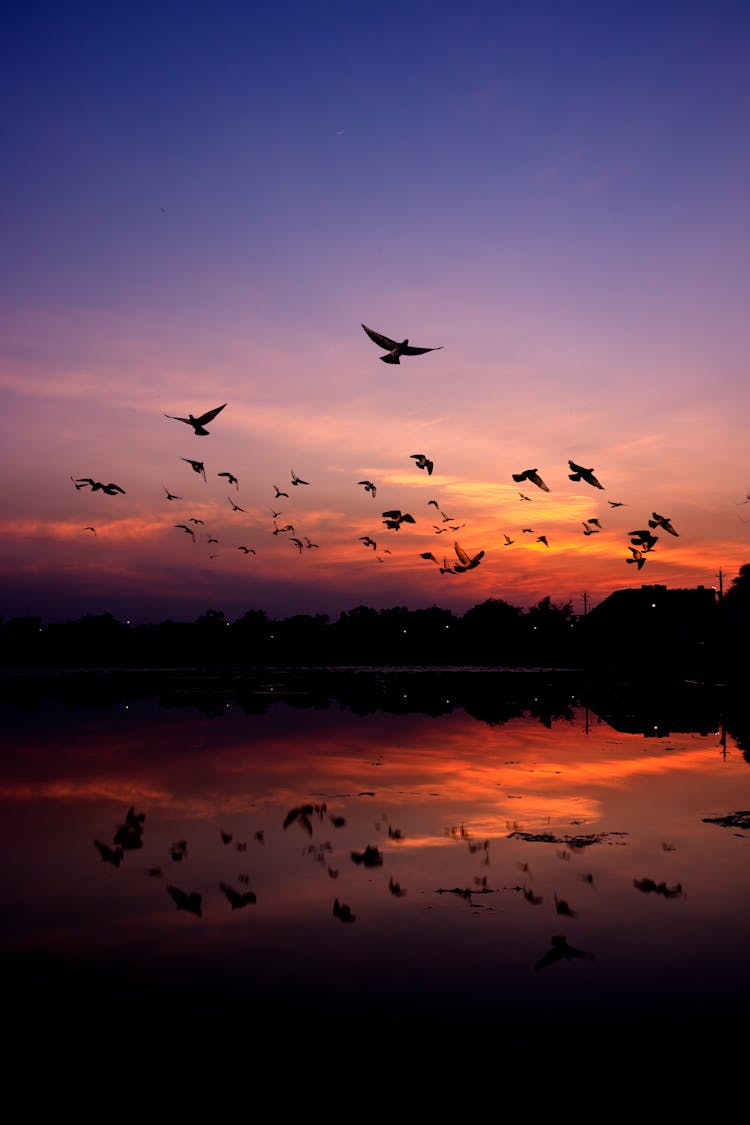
[2,0,749,623]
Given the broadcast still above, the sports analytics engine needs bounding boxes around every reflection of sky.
[2,2,750,621]
[4,697,750,1041]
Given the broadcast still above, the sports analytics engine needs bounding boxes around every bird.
[82,526,97,535]
[291,469,309,486]
[420,552,455,574]
[648,512,679,537]
[582,522,599,536]
[94,840,124,867]
[181,458,207,482]
[512,469,550,493]
[518,492,532,502]
[163,486,182,500]
[74,479,126,495]
[361,323,443,364]
[333,898,356,923]
[452,541,484,572]
[358,480,377,497]
[568,460,604,489]
[304,537,319,549]
[273,485,289,499]
[167,885,202,917]
[188,518,204,525]
[382,510,416,530]
[537,535,550,547]
[175,524,195,540]
[163,403,227,435]
[236,546,256,555]
[629,529,658,551]
[587,518,602,529]
[227,497,247,512]
[534,935,594,971]
[626,547,646,569]
[521,528,534,533]
[503,534,515,546]
[360,537,377,550]
[218,471,239,489]
[219,882,257,909]
[607,500,627,508]
[411,453,434,475]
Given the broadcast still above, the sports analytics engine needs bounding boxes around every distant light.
[651,603,656,608]
[403,629,407,634]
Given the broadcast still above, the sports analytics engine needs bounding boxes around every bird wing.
[361,324,398,350]
[164,413,190,424]
[195,403,227,426]
[403,345,443,356]
[454,541,471,566]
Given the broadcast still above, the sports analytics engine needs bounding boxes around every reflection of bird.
[219,882,257,909]
[167,885,202,917]
[568,460,604,489]
[164,403,227,435]
[358,480,377,497]
[181,459,207,482]
[361,323,443,364]
[534,934,594,971]
[411,453,434,475]
[512,469,550,493]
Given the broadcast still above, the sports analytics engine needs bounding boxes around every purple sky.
[2,1,749,622]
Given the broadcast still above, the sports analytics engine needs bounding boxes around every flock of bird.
[69,322,691,585]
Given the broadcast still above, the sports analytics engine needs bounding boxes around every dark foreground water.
[3,673,749,1066]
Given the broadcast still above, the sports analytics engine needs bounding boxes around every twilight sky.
[2,0,749,623]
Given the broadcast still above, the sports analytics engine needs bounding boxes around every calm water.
[3,677,749,1058]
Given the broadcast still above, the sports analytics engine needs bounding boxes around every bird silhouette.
[382,510,416,530]
[74,479,126,495]
[167,885,202,917]
[181,459,207,482]
[534,935,594,971]
[94,840,124,867]
[164,403,227,435]
[82,526,97,535]
[163,486,182,500]
[218,471,239,489]
[361,323,443,364]
[219,882,257,909]
[411,453,434,475]
[648,512,679,536]
[512,469,550,492]
[333,898,356,922]
[503,534,515,546]
[175,524,195,540]
[452,541,484,572]
[291,469,309,486]
[227,497,247,512]
[358,479,377,497]
[568,460,604,489]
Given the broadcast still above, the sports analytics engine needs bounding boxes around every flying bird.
[236,546,256,555]
[629,529,658,551]
[568,460,604,489]
[360,537,377,550]
[74,479,126,495]
[175,524,196,540]
[411,453,434,475]
[82,526,97,535]
[181,458,207,482]
[648,512,679,537]
[273,485,289,498]
[163,486,182,500]
[361,323,443,364]
[502,534,515,546]
[358,480,377,497]
[167,885,202,917]
[512,469,550,493]
[382,510,416,530]
[163,403,227,435]
[518,493,532,502]
[291,469,309,486]
[227,497,247,512]
[219,882,257,909]
[452,541,484,572]
[537,535,550,547]
[218,471,239,489]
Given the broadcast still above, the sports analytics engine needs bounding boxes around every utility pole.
[716,569,724,598]
[582,591,589,616]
